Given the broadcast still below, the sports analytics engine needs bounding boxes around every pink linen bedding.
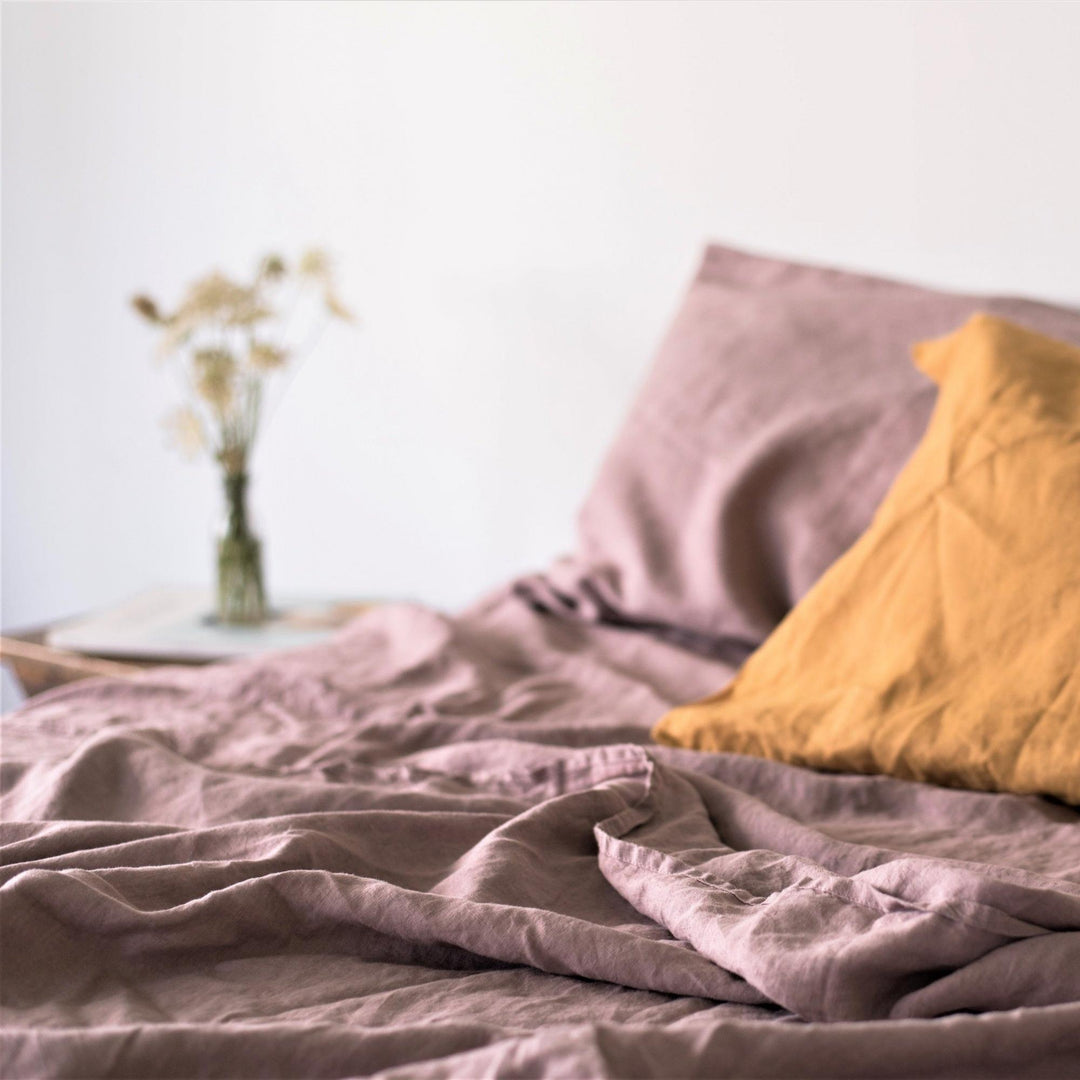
[3,584,1079,1078]
[6,244,1080,1077]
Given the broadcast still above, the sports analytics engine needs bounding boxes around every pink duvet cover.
[3,584,1079,1078]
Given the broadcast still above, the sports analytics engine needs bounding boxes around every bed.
[3,245,1079,1079]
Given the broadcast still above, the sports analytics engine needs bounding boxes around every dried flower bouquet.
[132,250,353,624]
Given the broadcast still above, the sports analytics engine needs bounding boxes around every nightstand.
[2,588,376,699]
[0,629,149,698]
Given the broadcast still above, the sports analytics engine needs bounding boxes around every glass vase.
[216,470,267,625]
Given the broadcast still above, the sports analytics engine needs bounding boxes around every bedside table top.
[2,588,379,702]
[43,587,377,663]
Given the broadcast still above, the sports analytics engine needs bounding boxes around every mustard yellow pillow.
[653,314,1080,804]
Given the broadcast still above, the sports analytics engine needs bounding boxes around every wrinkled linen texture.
[654,315,1080,803]
[3,589,1079,1078]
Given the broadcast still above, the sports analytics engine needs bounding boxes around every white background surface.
[4,1,1080,659]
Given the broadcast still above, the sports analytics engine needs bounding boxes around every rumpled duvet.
[3,585,1080,1078]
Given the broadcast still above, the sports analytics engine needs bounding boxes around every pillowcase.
[531,245,1080,660]
[653,315,1080,804]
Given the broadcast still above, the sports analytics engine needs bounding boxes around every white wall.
[4,1,1080,637]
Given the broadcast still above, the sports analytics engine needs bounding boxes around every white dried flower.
[193,347,236,412]
[154,321,192,363]
[229,303,273,327]
[298,248,331,278]
[248,342,288,372]
[179,272,250,316]
[173,272,268,329]
[162,406,207,458]
[323,289,355,322]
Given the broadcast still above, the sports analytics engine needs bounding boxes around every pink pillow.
[524,245,1080,659]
